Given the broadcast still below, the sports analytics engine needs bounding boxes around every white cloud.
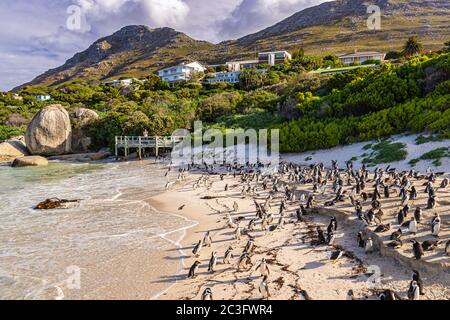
[0,0,326,91]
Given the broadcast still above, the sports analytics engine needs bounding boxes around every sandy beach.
[149,164,449,300]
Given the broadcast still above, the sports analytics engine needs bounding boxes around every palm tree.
[403,36,423,57]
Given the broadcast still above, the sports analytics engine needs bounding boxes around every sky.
[0,0,326,91]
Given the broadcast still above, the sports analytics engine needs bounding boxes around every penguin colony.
[174,160,449,300]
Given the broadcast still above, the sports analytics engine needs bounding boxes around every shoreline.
[147,165,449,300]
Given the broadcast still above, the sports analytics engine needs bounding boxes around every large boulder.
[0,139,29,157]
[70,108,99,153]
[25,104,72,156]
[12,156,48,167]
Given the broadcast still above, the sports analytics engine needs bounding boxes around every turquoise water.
[0,160,191,299]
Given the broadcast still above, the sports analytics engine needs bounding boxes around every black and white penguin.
[188,260,201,279]
[414,207,422,223]
[412,270,425,295]
[387,239,403,249]
[407,281,420,300]
[357,231,365,248]
[203,231,212,247]
[391,228,402,240]
[397,209,405,225]
[421,240,441,251]
[244,239,255,254]
[365,237,374,254]
[317,227,327,244]
[248,219,256,231]
[327,216,338,234]
[329,250,344,263]
[259,276,270,299]
[427,195,436,209]
[223,246,233,264]
[237,251,252,270]
[256,258,270,277]
[411,240,424,260]
[408,217,418,234]
[233,201,239,212]
[235,225,241,240]
[208,252,218,273]
[192,240,203,257]
[374,223,391,233]
[377,289,400,300]
[431,213,441,237]
[201,288,213,300]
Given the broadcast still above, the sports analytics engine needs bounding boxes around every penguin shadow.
[300,260,325,270]
[152,273,187,284]
[163,254,190,261]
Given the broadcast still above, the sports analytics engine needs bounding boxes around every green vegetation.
[1,48,449,154]
[0,125,26,141]
[409,147,450,167]
[415,134,444,145]
[362,140,408,166]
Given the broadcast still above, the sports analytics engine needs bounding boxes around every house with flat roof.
[337,50,385,65]
[104,79,135,87]
[205,71,241,84]
[225,60,259,72]
[35,95,51,102]
[157,61,205,85]
[258,51,292,66]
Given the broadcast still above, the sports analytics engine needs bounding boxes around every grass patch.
[305,156,313,161]
[411,147,450,167]
[362,140,407,166]
[362,143,373,150]
[415,134,444,145]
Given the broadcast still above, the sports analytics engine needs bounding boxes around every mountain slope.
[18,0,450,89]
[19,26,215,88]
[226,0,450,54]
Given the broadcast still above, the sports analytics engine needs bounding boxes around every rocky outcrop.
[0,139,29,157]
[70,107,99,153]
[12,156,48,167]
[5,113,28,126]
[25,104,72,156]
[47,150,111,162]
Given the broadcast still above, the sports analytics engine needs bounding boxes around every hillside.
[18,26,215,88]
[16,0,450,89]
[225,0,450,55]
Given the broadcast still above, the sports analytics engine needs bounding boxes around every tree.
[403,36,423,57]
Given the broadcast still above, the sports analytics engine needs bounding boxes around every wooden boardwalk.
[115,136,184,159]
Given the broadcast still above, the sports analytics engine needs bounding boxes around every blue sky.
[0,0,325,91]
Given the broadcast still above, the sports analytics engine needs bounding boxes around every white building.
[258,51,292,66]
[205,71,241,84]
[35,95,51,102]
[157,61,205,85]
[104,79,135,87]
[225,60,259,72]
[337,50,385,64]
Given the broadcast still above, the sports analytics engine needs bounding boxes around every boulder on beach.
[12,155,48,167]
[0,139,29,158]
[25,104,72,156]
[70,107,99,153]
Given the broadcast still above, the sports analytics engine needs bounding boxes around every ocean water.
[0,160,194,300]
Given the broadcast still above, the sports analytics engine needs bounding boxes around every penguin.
[256,257,270,277]
[327,216,338,234]
[391,228,402,240]
[188,261,201,279]
[223,246,233,264]
[421,240,441,251]
[317,226,327,244]
[408,217,417,234]
[407,281,420,300]
[203,231,212,247]
[201,288,213,300]
[259,276,270,299]
[387,239,403,249]
[365,237,374,254]
[329,250,344,263]
[377,289,400,300]
[357,231,365,248]
[431,213,441,237]
[397,209,405,226]
[233,201,239,212]
[298,289,312,300]
[237,251,252,270]
[192,240,203,257]
[374,223,390,233]
[427,196,436,209]
[411,240,423,260]
[412,270,424,295]
[346,289,355,300]
[440,178,449,189]
[208,252,218,273]
[244,239,255,254]
[235,225,241,240]
[414,207,422,223]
